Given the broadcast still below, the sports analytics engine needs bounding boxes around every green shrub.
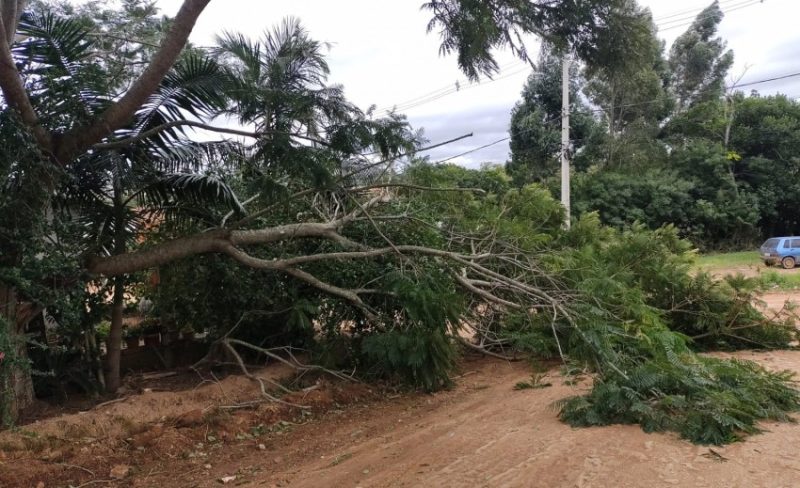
[362,327,457,392]
[360,271,462,391]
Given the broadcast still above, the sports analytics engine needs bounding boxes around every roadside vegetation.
[696,251,800,290]
[697,252,761,270]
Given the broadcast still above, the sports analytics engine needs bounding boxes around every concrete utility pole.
[560,55,571,229]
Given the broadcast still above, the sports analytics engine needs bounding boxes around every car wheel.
[764,260,773,267]
[782,256,796,269]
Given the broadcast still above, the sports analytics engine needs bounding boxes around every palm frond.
[14,11,93,72]
[122,52,228,151]
[133,172,245,216]
[14,10,111,124]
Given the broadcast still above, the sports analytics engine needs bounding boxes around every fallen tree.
[0,1,798,446]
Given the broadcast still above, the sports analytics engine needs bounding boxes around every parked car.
[759,236,800,269]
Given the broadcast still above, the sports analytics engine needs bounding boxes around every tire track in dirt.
[214,350,800,488]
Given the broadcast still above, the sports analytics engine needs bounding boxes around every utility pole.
[560,55,571,229]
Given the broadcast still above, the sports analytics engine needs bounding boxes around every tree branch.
[54,0,212,163]
[87,193,390,276]
[284,267,379,322]
[0,1,51,151]
[221,244,488,270]
[454,274,523,310]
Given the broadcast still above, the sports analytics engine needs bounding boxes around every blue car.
[760,237,800,269]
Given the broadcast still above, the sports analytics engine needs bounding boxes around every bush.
[362,327,456,392]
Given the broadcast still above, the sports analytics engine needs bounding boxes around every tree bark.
[105,276,125,393]
[0,1,52,151]
[87,222,360,276]
[723,94,739,198]
[0,283,34,424]
[104,182,128,393]
[1,0,26,45]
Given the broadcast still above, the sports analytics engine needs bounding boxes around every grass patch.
[697,251,760,269]
[514,373,552,390]
[695,251,800,290]
[758,270,800,290]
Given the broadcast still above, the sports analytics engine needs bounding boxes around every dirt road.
[4,291,800,488]
[225,351,800,488]
[227,289,800,488]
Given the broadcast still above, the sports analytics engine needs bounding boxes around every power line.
[376,0,766,117]
[431,114,563,164]
[656,0,759,27]
[730,71,800,89]
[374,60,531,114]
[433,137,510,164]
[383,70,528,114]
[658,0,763,32]
[654,0,744,21]
[430,67,800,165]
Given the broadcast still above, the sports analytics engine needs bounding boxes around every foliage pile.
[547,217,799,443]
[399,164,799,444]
[560,354,798,444]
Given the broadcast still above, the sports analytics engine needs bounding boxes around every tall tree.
[507,44,597,184]
[668,1,733,112]
[423,0,653,80]
[728,93,800,237]
[582,0,672,169]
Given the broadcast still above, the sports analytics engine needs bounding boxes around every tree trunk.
[0,283,34,425]
[1,0,28,46]
[723,95,739,197]
[105,182,128,394]
[105,276,125,393]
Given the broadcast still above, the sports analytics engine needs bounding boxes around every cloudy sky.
[154,0,800,167]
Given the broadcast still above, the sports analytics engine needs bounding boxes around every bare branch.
[454,275,523,310]
[456,337,521,361]
[225,338,358,383]
[220,340,308,408]
[227,183,477,231]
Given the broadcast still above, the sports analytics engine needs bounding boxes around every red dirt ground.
[2,289,800,488]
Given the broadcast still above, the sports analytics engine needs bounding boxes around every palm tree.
[15,8,244,393]
[214,18,420,192]
[216,17,352,136]
[6,10,418,399]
